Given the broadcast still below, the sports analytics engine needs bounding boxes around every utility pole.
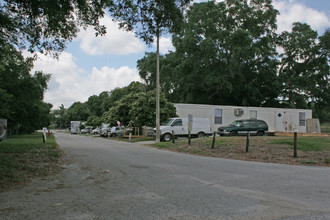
[156,32,160,143]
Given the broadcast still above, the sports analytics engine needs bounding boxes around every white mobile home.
[174,103,313,133]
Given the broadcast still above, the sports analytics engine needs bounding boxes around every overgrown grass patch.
[270,136,330,151]
[152,137,227,152]
[297,159,318,165]
[148,136,330,166]
[321,123,330,133]
[0,134,61,190]
[124,137,155,143]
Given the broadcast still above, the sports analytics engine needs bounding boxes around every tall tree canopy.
[137,52,181,101]
[66,102,90,122]
[0,0,111,133]
[0,0,108,55]
[110,0,190,44]
[0,44,51,134]
[137,0,329,123]
[171,0,280,106]
[129,90,177,127]
[278,23,330,119]
[103,90,176,127]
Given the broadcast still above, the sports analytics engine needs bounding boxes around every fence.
[122,127,153,138]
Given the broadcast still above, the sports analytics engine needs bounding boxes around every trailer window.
[250,110,257,119]
[299,112,306,126]
[215,109,223,124]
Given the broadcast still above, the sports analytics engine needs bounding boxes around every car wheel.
[163,133,172,142]
[257,131,264,136]
[229,131,238,136]
[197,132,206,138]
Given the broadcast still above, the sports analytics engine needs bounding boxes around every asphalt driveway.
[1,132,329,219]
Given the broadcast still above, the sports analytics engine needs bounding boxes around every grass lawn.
[321,122,330,133]
[270,136,330,151]
[0,134,61,191]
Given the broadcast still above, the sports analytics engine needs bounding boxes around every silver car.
[108,126,123,137]
[100,124,111,137]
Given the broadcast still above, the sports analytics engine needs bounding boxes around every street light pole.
[156,32,160,143]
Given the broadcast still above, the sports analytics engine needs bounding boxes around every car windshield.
[162,119,174,126]
[102,124,110,129]
[230,121,241,127]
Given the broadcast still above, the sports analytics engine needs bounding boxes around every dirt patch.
[0,147,71,193]
[151,135,330,166]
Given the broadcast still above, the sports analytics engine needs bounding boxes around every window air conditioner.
[234,108,244,116]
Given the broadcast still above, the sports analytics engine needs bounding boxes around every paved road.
[1,132,330,220]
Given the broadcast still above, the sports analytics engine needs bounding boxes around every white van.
[155,117,212,141]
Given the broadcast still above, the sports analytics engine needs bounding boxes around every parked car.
[108,126,123,137]
[80,128,90,134]
[218,119,268,136]
[92,128,100,135]
[100,124,111,137]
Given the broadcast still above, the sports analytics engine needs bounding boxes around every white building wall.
[174,103,312,133]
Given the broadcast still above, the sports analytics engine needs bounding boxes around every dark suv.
[218,119,268,136]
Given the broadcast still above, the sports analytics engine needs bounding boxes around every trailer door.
[275,111,285,132]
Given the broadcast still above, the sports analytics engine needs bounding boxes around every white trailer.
[70,121,80,134]
[174,103,313,133]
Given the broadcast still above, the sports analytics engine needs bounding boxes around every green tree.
[278,23,330,116]
[1,0,115,134]
[1,0,108,55]
[87,95,105,117]
[51,104,68,129]
[101,82,147,113]
[110,0,191,142]
[129,90,177,127]
[137,52,181,102]
[171,0,280,106]
[103,93,142,126]
[66,102,90,122]
[86,115,103,128]
[0,44,51,134]
[110,0,190,44]
[103,90,176,127]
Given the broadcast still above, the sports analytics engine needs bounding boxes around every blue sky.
[30,0,330,109]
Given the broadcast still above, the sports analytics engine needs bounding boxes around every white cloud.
[84,66,141,93]
[30,52,141,109]
[77,15,145,55]
[274,0,330,33]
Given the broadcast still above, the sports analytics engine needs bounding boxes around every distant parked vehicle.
[71,121,80,134]
[71,128,78,134]
[218,119,268,136]
[108,126,123,137]
[100,124,111,137]
[154,117,212,142]
[80,128,90,134]
[92,128,100,135]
